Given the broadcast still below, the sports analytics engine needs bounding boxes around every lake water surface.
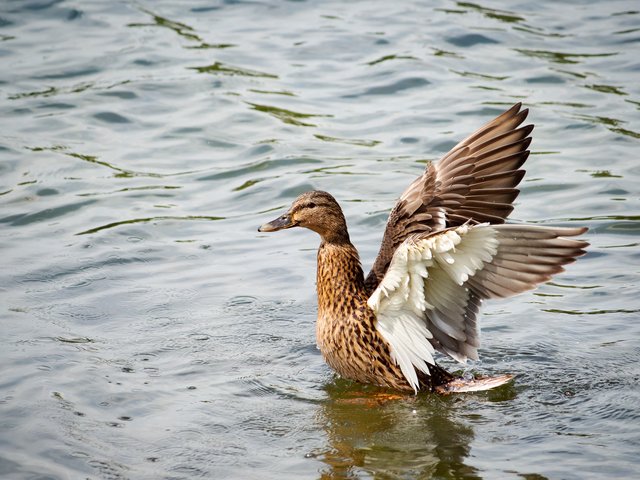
[1,1,639,479]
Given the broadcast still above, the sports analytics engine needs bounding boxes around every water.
[1,0,639,478]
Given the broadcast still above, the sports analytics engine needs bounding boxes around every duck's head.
[258,190,350,243]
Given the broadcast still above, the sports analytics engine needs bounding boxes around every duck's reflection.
[315,379,481,479]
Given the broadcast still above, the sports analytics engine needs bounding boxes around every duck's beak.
[258,212,297,232]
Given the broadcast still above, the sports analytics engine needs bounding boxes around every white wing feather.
[367,224,499,392]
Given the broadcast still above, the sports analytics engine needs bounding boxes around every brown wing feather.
[365,103,533,293]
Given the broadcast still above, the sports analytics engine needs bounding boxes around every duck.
[258,103,588,394]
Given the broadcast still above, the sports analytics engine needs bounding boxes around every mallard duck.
[258,103,588,393]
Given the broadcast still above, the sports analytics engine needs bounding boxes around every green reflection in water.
[513,25,568,38]
[625,99,640,109]
[77,186,182,197]
[538,101,593,108]
[576,169,622,179]
[55,337,93,344]
[614,27,640,34]
[185,42,235,49]
[198,157,321,182]
[457,1,524,23]
[544,308,640,315]
[314,134,380,147]
[76,215,225,235]
[600,242,640,249]
[256,204,289,215]
[27,146,127,174]
[611,10,640,16]
[128,8,235,49]
[366,54,418,66]
[573,114,640,139]
[435,8,466,15]
[247,102,331,127]
[9,80,130,100]
[563,214,640,222]
[9,83,92,100]
[451,70,509,80]
[233,178,268,191]
[432,48,464,58]
[514,49,618,64]
[302,164,362,176]
[128,9,200,41]
[471,85,503,91]
[9,86,56,99]
[191,62,277,78]
[1,34,15,41]
[27,146,196,178]
[585,84,627,96]
[249,89,296,97]
[551,68,591,79]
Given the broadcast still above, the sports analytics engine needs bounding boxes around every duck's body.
[314,219,455,392]
[259,104,588,393]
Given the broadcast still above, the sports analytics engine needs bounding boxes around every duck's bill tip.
[258,214,295,233]
[258,223,277,232]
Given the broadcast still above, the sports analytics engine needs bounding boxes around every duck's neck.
[316,239,366,316]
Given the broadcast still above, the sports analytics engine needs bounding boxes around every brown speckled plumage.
[315,237,452,391]
[258,104,589,394]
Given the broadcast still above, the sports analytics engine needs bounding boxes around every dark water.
[1,1,639,478]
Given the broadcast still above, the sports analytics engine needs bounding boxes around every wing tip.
[521,123,535,136]
[510,102,523,115]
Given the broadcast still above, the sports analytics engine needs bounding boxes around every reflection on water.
[191,62,278,79]
[76,215,225,235]
[316,382,481,479]
[514,49,618,64]
[247,102,331,127]
[128,8,235,49]
[573,112,639,138]
[1,0,639,478]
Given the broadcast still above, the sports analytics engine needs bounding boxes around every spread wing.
[365,103,533,293]
[367,223,588,392]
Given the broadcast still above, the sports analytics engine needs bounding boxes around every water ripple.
[75,215,224,236]
[1,1,639,479]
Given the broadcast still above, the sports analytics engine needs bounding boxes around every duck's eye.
[307,202,317,209]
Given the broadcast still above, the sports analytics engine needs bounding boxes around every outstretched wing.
[365,103,532,293]
[367,223,588,392]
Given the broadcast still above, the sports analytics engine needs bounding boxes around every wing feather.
[364,104,533,293]
[368,223,588,389]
